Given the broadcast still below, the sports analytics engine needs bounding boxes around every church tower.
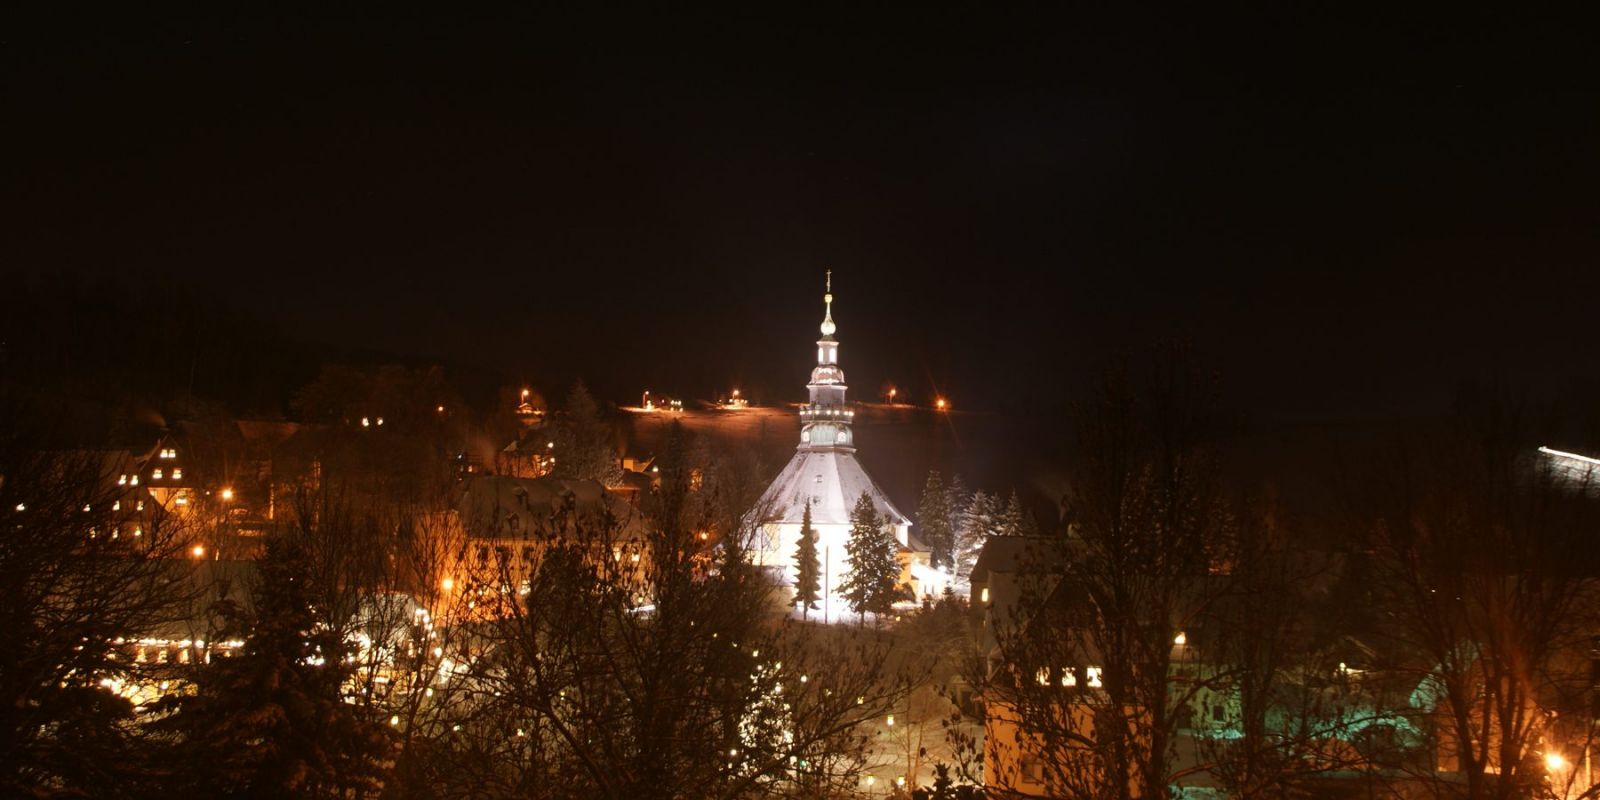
[748,272,938,617]
[801,271,854,449]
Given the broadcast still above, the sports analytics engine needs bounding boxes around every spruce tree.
[1003,490,1038,537]
[953,490,998,585]
[840,492,901,622]
[916,470,955,570]
[159,533,392,798]
[793,500,822,618]
[551,380,624,486]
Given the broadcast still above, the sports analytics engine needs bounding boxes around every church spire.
[801,269,851,449]
[820,269,836,338]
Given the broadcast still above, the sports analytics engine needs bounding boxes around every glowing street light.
[887,387,897,403]
[220,487,235,502]
[190,544,206,559]
[1546,752,1569,772]
[935,397,948,411]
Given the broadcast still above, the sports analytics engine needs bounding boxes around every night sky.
[7,10,1598,422]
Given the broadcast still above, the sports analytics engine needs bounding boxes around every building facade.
[748,273,938,616]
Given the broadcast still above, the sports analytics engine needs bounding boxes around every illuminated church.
[749,273,941,616]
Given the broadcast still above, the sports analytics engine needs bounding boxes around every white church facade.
[747,273,943,616]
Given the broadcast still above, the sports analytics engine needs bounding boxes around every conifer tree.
[551,380,624,486]
[1001,490,1037,537]
[159,533,392,798]
[840,492,901,622]
[793,500,822,618]
[916,471,955,570]
[952,490,998,585]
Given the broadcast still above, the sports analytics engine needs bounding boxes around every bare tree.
[976,346,1240,800]
[1357,396,1600,800]
[425,432,911,799]
[0,404,195,797]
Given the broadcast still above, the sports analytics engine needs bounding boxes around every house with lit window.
[448,475,654,616]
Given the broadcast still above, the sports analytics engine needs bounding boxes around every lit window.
[980,587,989,603]
[118,474,128,485]
[172,468,182,480]
[136,501,144,511]
[1036,667,1051,686]
[112,501,120,511]
[152,469,163,480]
[1061,667,1076,687]
[1087,667,1103,688]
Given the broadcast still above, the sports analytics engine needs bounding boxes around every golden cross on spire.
[825,269,831,293]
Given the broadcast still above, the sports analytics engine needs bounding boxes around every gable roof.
[970,535,1066,584]
[456,475,649,541]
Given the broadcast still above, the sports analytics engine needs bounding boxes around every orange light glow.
[935,397,948,411]
[220,487,235,501]
[190,545,206,559]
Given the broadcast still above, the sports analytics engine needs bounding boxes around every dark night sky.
[6,10,1598,423]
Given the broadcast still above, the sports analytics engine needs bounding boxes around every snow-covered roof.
[756,449,911,528]
[456,476,649,541]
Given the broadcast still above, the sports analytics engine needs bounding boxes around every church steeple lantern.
[800,270,855,449]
